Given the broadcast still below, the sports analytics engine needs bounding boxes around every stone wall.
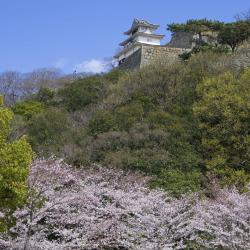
[232,42,250,69]
[118,48,142,71]
[118,44,188,71]
[141,45,187,67]
[167,31,194,49]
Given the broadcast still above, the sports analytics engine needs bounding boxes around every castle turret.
[115,19,164,64]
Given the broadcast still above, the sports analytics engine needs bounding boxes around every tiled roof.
[124,18,159,35]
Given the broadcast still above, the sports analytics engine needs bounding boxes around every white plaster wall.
[136,35,161,45]
[138,27,154,34]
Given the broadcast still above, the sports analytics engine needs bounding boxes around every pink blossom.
[1,159,249,249]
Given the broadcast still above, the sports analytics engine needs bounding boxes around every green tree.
[58,76,106,111]
[193,70,250,188]
[28,108,72,156]
[150,168,202,197]
[0,96,33,231]
[168,19,224,42]
[87,111,118,136]
[218,21,250,52]
[12,100,44,120]
[36,87,55,105]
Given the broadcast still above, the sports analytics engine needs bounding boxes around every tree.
[235,9,250,21]
[0,96,33,231]
[35,87,55,105]
[5,159,194,249]
[193,70,250,188]
[0,69,63,105]
[21,68,62,97]
[218,21,250,52]
[190,188,250,249]
[12,101,44,120]
[87,110,118,136]
[28,108,72,156]
[0,71,22,105]
[1,159,249,249]
[58,76,106,111]
[168,19,224,43]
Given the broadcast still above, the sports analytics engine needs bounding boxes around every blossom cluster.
[0,159,249,249]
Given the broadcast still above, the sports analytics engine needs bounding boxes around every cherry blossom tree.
[189,188,250,249]
[0,159,249,249]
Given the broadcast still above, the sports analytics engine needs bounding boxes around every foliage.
[6,52,246,196]
[168,18,250,58]
[102,69,125,83]
[179,43,229,61]
[0,97,13,144]
[12,100,44,120]
[28,108,72,156]
[0,138,33,209]
[0,97,33,231]
[35,87,55,105]
[167,19,224,34]
[150,168,202,197]
[193,70,250,188]
[115,102,145,131]
[218,21,250,51]
[87,110,118,136]
[2,15,250,248]
[20,54,235,195]
[58,76,106,111]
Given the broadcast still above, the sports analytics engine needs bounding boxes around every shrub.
[104,148,171,174]
[58,76,106,111]
[150,168,202,197]
[193,70,250,188]
[36,87,55,105]
[87,111,118,136]
[12,100,44,120]
[103,69,125,83]
[0,97,33,231]
[115,102,144,131]
[146,111,185,134]
[28,108,73,156]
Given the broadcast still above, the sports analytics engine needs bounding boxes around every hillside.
[1,19,250,249]
[9,51,250,196]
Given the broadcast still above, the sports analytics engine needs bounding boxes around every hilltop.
[1,16,250,249]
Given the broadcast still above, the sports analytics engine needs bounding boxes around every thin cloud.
[54,58,68,69]
[74,59,111,74]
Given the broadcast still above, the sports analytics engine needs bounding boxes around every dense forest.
[1,16,250,249]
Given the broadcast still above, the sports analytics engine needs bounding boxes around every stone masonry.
[232,42,250,69]
[118,44,188,70]
[116,19,192,71]
[141,45,187,67]
[167,31,194,49]
[118,48,142,71]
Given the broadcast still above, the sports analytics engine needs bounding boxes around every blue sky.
[0,0,249,73]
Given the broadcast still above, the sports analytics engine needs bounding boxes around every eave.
[124,24,159,35]
[124,19,159,35]
[119,32,165,46]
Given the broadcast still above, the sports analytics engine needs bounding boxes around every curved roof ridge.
[124,18,159,35]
